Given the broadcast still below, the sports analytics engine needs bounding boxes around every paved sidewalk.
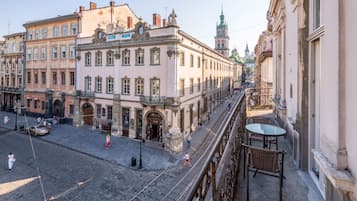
[0,92,243,171]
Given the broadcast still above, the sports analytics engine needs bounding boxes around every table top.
[245,123,286,136]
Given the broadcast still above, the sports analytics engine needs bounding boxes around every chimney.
[162,19,167,27]
[153,13,161,27]
[79,6,85,12]
[110,1,115,7]
[127,16,133,29]
[89,2,97,10]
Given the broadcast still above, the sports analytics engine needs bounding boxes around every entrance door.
[122,108,130,137]
[53,100,62,117]
[82,103,93,125]
[146,111,162,141]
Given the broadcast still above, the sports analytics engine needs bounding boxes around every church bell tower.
[215,9,229,57]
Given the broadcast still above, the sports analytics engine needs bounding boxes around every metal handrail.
[186,93,246,200]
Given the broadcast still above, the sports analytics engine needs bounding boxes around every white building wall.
[345,0,357,198]
[284,1,298,122]
[319,0,339,164]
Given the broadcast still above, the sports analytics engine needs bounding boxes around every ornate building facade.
[214,10,230,57]
[0,32,25,112]
[75,10,234,153]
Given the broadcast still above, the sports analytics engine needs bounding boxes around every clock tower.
[215,9,229,57]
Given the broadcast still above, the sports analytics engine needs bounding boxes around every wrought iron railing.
[140,96,179,107]
[245,88,273,110]
[0,86,21,93]
[185,93,246,201]
[76,90,95,98]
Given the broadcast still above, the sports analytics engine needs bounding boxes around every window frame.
[106,76,114,94]
[150,47,160,65]
[95,76,102,93]
[106,50,114,66]
[122,49,130,65]
[135,48,144,66]
[135,77,144,96]
[122,78,130,95]
[95,51,102,66]
[85,52,91,66]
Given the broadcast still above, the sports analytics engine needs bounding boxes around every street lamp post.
[14,106,17,131]
[139,139,145,169]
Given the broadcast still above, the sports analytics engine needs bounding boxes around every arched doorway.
[53,100,62,117]
[82,103,93,125]
[146,111,163,141]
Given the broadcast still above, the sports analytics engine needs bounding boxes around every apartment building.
[75,10,234,153]
[0,32,25,112]
[23,1,138,121]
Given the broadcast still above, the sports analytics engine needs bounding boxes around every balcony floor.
[236,112,324,201]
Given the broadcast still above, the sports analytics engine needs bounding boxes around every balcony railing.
[76,90,95,98]
[186,93,246,200]
[0,86,21,93]
[140,96,179,107]
[245,88,273,110]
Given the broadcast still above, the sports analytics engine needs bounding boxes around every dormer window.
[97,31,104,39]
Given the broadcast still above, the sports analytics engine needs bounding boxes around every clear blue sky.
[0,0,269,56]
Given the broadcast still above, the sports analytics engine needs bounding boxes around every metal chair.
[243,144,285,201]
[246,116,279,150]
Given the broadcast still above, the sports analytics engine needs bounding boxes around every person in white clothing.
[183,153,192,167]
[8,152,16,170]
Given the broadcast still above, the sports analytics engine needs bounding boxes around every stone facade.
[75,9,234,152]
[22,2,138,121]
[0,32,25,113]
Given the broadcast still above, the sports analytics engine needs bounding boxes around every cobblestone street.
[0,93,239,201]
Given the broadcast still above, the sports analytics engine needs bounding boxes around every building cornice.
[23,14,78,28]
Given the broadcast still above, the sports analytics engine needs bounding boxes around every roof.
[23,13,78,28]
[3,32,25,39]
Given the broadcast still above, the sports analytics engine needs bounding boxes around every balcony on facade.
[76,90,95,99]
[140,96,180,108]
[0,86,21,94]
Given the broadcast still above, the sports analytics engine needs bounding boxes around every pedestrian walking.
[3,115,9,125]
[8,152,16,170]
[36,117,41,125]
[183,153,192,167]
[105,134,111,149]
[187,134,192,146]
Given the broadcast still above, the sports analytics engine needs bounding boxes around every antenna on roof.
[8,21,10,34]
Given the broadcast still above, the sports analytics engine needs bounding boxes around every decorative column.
[73,93,81,127]
[111,94,121,136]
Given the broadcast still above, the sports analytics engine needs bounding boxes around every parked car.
[26,125,50,136]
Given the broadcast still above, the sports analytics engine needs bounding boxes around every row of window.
[84,48,160,66]
[27,71,75,86]
[27,23,77,40]
[27,45,75,61]
[0,76,21,88]
[179,52,230,72]
[84,76,160,96]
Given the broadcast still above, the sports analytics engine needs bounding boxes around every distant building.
[214,10,230,57]
[229,48,243,89]
[254,30,273,90]
[75,9,234,152]
[243,44,255,81]
[0,32,25,112]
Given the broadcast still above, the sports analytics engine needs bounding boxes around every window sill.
[312,149,355,193]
